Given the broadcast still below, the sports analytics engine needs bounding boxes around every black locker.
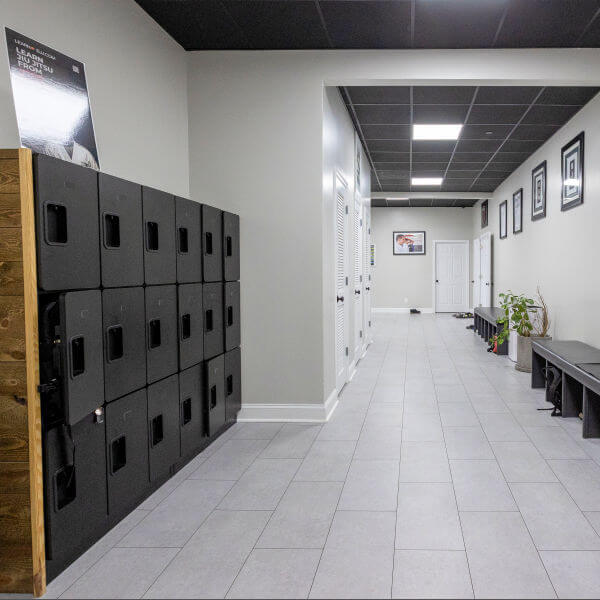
[224,347,241,423]
[203,283,224,360]
[105,389,149,518]
[145,285,178,384]
[43,415,108,576]
[178,283,203,370]
[59,290,104,426]
[34,154,100,291]
[224,281,241,352]
[201,204,223,282]
[176,197,202,283]
[222,211,240,282]
[204,354,226,437]
[99,174,144,287]
[147,374,180,482]
[142,187,176,285]
[179,364,204,457]
[102,287,146,402]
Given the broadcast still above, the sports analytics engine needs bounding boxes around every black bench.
[474,307,508,355]
[532,339,600,438]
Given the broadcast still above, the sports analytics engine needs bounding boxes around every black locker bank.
[34,154,241,579]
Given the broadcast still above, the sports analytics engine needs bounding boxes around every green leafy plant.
[494,291,535,347]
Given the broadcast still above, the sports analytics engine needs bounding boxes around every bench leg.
[496,322,508,355]
[583,388,600,439]
[562,375,582,418]
[531,350,545,388]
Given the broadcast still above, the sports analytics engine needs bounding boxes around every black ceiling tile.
[442,181,477,191]
[412,152,453,162]
[387,199,411,207]
[355,105,411,124]
[411,162,450,171]
[362,124,411,139]
[413,87,476,105]
[501,139,543,153]
[347,87,411,105]
[371,152,411,162]
[368,140,411,152]
[508,124,560,140]
[471,180,503,192]
[486,161,520,172]
[446,170,481,179]
[222,1,330,49]
[479,169,513,179]
[460,124,512,139]
[433,198,458,207]
[377,170,410,180]
[454,199,478,207]
[453,152,494,162]
[447,162,487,171]
[409,198,435,207]
[381,184,410,192]
[413,0,507,48]
[455,139,503,153]
[468,105,528,124]
[411,140,456,153]
[493,151,532,162]
[410,170,446,178]
[413,104,470,124]
[522,104,582,125]
[371,198,388,207]
[475,87,542,105]
[374,161,411,169]
[536,87,600,105]
[495,0,599,48]
[579,12,600,46]
[319,0,412,49]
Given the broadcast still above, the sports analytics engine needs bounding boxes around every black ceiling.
[342,85,599,193]
[371,198,478,208]
[136,0,600,50]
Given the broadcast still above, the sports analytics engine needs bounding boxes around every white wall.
[0,0,189,196]
[372,207,474,310]
[472,91,600,344]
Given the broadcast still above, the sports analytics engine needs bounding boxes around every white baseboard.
[237,388,339,423]
[373,307,434,314]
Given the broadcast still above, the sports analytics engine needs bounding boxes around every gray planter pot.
[515,334,551,372]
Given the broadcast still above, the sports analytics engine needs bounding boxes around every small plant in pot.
[494,287,551,372]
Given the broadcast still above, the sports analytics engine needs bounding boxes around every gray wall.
[371,207,474,310]
[0,0,190,196]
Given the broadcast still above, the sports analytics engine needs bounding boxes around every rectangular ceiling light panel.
[412,177,443,185]
[413,124,463,140]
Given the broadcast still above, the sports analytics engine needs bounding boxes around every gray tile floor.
[35,314,600,598]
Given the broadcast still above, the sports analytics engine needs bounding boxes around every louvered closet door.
[353,195,363,360]
[335,174,349,392]
[362,208,372,347]
[472,236,481,309]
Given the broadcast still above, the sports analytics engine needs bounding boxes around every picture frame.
[531,160,546,221]
[481,199,488,228]
[561,131,584,211]
[499,200,507,239]
[393,231,426,255]
[513,188,523,234]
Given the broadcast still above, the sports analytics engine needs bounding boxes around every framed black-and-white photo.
[531,160,546,221]
[513,188,523,234]
[499,200,507,239]
[393,231,425,255]
[561,131,584,211]
[481,200,488,228]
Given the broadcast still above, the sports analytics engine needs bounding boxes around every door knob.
[435,279,439,283]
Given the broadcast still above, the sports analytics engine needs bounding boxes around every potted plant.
[495,288,551,372]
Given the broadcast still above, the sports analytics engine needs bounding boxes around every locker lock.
[336,295,344,303]
[94,406,104,424]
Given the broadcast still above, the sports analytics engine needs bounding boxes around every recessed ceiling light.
[412,177,443,186]
[413,124,462,140]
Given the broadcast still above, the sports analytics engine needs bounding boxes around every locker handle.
[70,336,85,378]
[205,310,214,332]
[181,314,191,340]
[107,325,124,362]
[148,319,162,349]
[227,306,233,327]
[104,213,121,248]
[354,290,361,295]
[205,232,213,255]
[226,236,233,257]
[181,398,192,426]
[150,415,164,447]
[210,385,217,409]
[109,436,127,475]
[146,221,159,251]
[45,203,68,245]
[178,227,189,254]
[336,295,344,303]
[226,375,233,396]
[53,465,76,511]
[365,287,370,291]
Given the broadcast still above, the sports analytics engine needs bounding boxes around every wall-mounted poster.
[499,200,507,239]
[370,243,376,266]
[393,231,425,255]
[481,200,488,228]
[5,28,99,169]
[513,188,523,234]
[531,160,547,221]
[561,131,584,211]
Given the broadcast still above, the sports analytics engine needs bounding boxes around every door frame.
[432,240,470,313]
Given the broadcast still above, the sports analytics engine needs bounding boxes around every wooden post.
[0,148,46,597]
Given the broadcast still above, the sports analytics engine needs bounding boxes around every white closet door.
[335,174,349,392]
[362,207,372,348]
[353,195,363,359]
[472,236,481,309]
[435,241,469,313]
[480,232,492,306]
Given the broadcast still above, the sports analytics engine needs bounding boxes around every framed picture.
[481,200,488,228]
[499,200,507,239]
[393,231,425,255]
[513,188,523,234]
[561,131,584,211]
[531,160,546,221]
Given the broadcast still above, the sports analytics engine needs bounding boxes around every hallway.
[43,314,600,599]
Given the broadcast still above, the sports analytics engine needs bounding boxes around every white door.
[480,232,492,306]
[335,173,349,391]
[472,236,481,309]
[353,195,363,359]
[362,207,372,348]
[434,241,469,313]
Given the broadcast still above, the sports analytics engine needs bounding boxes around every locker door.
[178,283,204,370]
[224,347,241,422]
[105,389,149,518]
[145,285,178,384]
[147,374,180,482]
[102,287,146,402]
[201,205,223,282]
[334,173,349,392]
[222,211,240,281]
[179,364,204,457]
[59,290,104,425]
[34,154,100,291]
[99,173,144,287]
[204,354,226,436]
[224,281,241,352]
[203,283,224,359]
[176,197,202,283]
[353,195,363,360]
[143,187,176,285]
